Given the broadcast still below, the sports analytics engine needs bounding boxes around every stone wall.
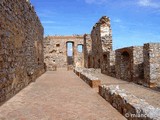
[99,85,160,120]
[0,0,45,104]
[90,16,112,69]
[74,68,101,88]
[143,43,160,88]
[82,16,160,89]
[132,46,144,83]
[101,51,115,77]
[44,35,84,70]
[115,46,143,82]
[83,34,92,68]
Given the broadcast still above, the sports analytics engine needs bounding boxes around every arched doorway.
[66,42,74,65]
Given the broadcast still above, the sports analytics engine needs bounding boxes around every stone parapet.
[74,68,101,88]
[99,85,160,120]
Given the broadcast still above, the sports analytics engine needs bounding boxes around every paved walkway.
[0,69,126,120]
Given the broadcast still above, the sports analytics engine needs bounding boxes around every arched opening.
[121,51,130,60]
[103,54,107,61]
[77,44,83,53]
[66,42,74,65]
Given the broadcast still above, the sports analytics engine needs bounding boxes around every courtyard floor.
[0,68,126,120]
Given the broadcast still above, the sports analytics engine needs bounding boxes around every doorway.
[66,42,74,65]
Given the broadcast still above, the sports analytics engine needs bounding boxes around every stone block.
[99,85,160,120]
[74,68,101,88]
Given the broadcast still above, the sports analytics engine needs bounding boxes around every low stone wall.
[74,68,101,88]
[99,85,160,120]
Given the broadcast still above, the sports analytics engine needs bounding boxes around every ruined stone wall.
[115,47,133,81]
[83,16,160,89]
[44,36,84,70]
[91,16,112,69]
[0,0,45,104]
[83,34,92,68]
[132,46,144,83]
[115,46,143,82]
[101,51,115,77]
[143,43,160,88]
[91,24,101,68]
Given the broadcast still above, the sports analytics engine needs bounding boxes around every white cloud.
[85,0,107,4]
[138,0,160,8]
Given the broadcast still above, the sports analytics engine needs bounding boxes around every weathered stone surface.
[115,46,144,83]
[99,85,160,120]
[83,16,112,69]
[101,51,115,77]
[83,16,160,89]
[144,43,160,88]
[74,68,101,88]
[84,34,92,68]
[43,35,84,70]
[0,0,45,104]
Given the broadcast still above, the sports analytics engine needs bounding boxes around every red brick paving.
[0,68,126,120]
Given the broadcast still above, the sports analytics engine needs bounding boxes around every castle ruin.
[0,1,160,120]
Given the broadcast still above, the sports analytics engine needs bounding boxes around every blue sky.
[30,0,160,50]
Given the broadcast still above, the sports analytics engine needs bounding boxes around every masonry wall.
[132,46,144,83]
[83,16,160,89]
[101,51,115,77]
[44,36,84,70]
[0,0,45,104]
[84,34,92,68]
[143,43,160,88]
[90,16,112,69]
[115,46,143,82]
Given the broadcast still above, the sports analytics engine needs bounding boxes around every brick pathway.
[0,68,126,120]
